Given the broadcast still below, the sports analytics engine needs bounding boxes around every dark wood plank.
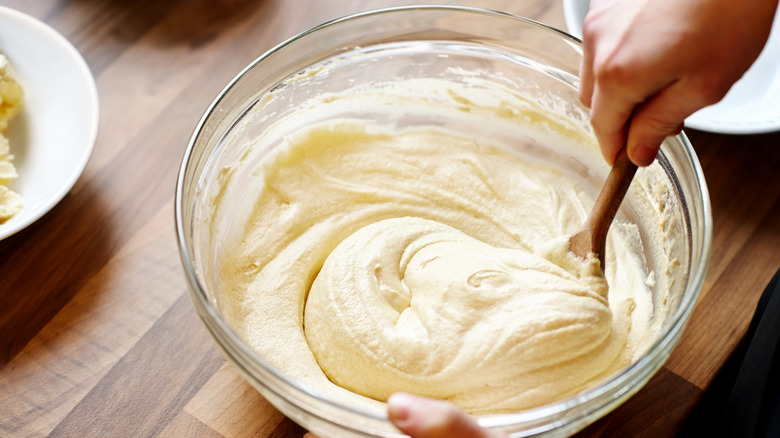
[575,367,702,437]
[48,294,225,438]
[268,418,307,438]
[665,189,780,387]
[685,129,780,293]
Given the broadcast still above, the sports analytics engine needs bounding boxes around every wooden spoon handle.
[589,149,638,248]
[570,148,638,267]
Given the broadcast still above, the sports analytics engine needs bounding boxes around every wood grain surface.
[1,1,778,437]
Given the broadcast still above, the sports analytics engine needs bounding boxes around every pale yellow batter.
[211,77,674,415]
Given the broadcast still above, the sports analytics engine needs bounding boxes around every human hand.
[579,0,778,166]
[303,393,506,438]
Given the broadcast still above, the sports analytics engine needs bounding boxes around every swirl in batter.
[217,118,651,414]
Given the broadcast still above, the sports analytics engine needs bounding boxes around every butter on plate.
[0,52,24,221]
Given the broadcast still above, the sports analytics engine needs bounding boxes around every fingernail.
[387,393,415,426]
[631,143,657,166]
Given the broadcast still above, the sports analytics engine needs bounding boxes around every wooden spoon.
[569,148,638,269]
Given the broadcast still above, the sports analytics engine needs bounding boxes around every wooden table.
[1,1,778,437]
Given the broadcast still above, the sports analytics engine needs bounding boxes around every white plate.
[562,0,780,134]
[0,6,99,240]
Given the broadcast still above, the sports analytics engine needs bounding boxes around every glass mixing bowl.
[175,6,712,437]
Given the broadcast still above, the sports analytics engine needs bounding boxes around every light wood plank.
[185,364,288,438]
[158,411,225,438]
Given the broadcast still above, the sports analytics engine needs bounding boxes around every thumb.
[387,393,506,438]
